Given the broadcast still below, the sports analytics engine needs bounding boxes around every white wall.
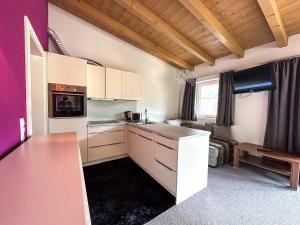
[48,4,180,122]
[194,33,300,144]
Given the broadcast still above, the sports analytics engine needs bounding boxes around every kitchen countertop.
[87,120,128,126]
[131,123,210,140]
[0,133,90,225]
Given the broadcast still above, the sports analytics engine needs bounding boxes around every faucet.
[144,108,149,124]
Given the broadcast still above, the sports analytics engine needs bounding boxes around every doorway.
[24,16,47,137]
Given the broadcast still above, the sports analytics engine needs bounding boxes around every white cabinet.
[137,134,155,172]
[47,52,87,86]
[89,67,143,100]
[128,127,155,174]
[87,65,105,99]
[48,118,88,163]
[105,67,122,99]
[127,124,210,204]
[122,71,143,100]
[128,131,139,162]
[87,124,125,162]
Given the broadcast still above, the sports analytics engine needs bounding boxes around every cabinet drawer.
[155,143,177,171]
[88,125,125,134]
[128,125,139,134]
[154,160,177,194]
[136,128,154,140]
[88,143,124,161]
[88,131,124,147]
[155,134,178,150]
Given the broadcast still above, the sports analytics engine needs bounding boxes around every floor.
[83,158,175,225]
[146,164,300,225]
[84,158,300,225]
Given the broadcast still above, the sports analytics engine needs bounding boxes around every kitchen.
[3,1,300,225]
[0,15,210,223]
[46,51,210,203]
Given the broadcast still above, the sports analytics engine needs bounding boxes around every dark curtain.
[181,79,196,121]
[216,71,235,126]
[264,57,300,155]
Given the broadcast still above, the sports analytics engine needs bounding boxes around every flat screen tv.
[231,63,276,94]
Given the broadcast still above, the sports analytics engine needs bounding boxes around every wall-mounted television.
[231,63,276,94]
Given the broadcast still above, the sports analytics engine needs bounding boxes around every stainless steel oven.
[48,83,87,118]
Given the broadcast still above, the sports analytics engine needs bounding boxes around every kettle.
[124,111,133,121]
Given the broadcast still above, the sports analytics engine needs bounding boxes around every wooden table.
[233,143,300,190]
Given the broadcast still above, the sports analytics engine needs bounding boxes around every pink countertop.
[0,133,88,225]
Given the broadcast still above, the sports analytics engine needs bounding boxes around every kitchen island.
[0,133,90,225]
[128,123,210,204]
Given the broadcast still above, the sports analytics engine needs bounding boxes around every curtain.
[216,71,235,126]
[264,57,300,155]
[181,79,196,120]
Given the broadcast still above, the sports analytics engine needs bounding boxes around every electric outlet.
[20,118,26,143]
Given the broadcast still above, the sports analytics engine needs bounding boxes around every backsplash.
[87,100,137,121]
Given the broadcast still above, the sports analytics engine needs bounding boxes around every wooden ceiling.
[49,0,300,70]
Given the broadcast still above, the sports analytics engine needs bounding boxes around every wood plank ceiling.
[49,0,300,70]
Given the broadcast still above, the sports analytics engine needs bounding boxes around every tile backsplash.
[87,100,137,121]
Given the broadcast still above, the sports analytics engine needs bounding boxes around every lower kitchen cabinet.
[49,118,88,163]
[153,159,177,194]
[88,143,124,162]
[87,124,126,162]
[128,131,155,173]
[127,124,210,204]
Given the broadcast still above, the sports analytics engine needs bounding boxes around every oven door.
[50,91,86,117]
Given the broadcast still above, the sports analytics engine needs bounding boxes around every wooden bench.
[233,143,300,190]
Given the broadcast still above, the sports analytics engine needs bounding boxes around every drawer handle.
[137,134,152,141]
[88,130,124,134]
[88,142,124,148]
[155,159,175,172]
[157,142,174,150]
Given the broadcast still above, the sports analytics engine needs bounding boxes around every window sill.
[196,117,216,123]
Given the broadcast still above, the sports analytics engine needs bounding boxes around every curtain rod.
[195,53,300,78]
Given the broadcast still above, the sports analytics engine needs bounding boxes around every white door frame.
[24,16,46,137]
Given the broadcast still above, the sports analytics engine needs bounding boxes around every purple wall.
[0,0,48,159]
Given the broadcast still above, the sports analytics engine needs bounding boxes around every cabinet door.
[47,52,87,86]
[122,71,142,100]
[106,67,122,99]
[87,65,105,99]
[49,118,88,163]
[137,134,155,173]
[128,131,139,162]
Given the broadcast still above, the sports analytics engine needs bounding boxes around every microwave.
[48,83,87,118]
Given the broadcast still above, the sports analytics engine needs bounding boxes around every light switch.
[20,118,26,143]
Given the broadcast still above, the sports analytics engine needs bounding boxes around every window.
[195,79,219,118]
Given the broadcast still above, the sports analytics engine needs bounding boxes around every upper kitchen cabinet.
[87,64,105,99]
[122,71,143,100]
[47,52,87,86]
[105,67,122,99]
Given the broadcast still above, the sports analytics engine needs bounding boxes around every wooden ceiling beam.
[114,0,215,65]
[257,0,288,47]
[48,0,193,70]
[178,0,244,58]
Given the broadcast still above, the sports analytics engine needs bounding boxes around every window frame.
[195,78,219,119]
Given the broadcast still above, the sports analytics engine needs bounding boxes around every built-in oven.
[48,83,87,118]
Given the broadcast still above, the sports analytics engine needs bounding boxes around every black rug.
[83,158,175,225]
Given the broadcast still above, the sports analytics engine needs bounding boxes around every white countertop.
[132,123,210,140]
[0,133,89,225]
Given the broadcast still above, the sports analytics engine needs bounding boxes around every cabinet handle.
[155,159,175,172]
[157,142,174,150]
[137,134,152,141]
[88,142,123,148]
